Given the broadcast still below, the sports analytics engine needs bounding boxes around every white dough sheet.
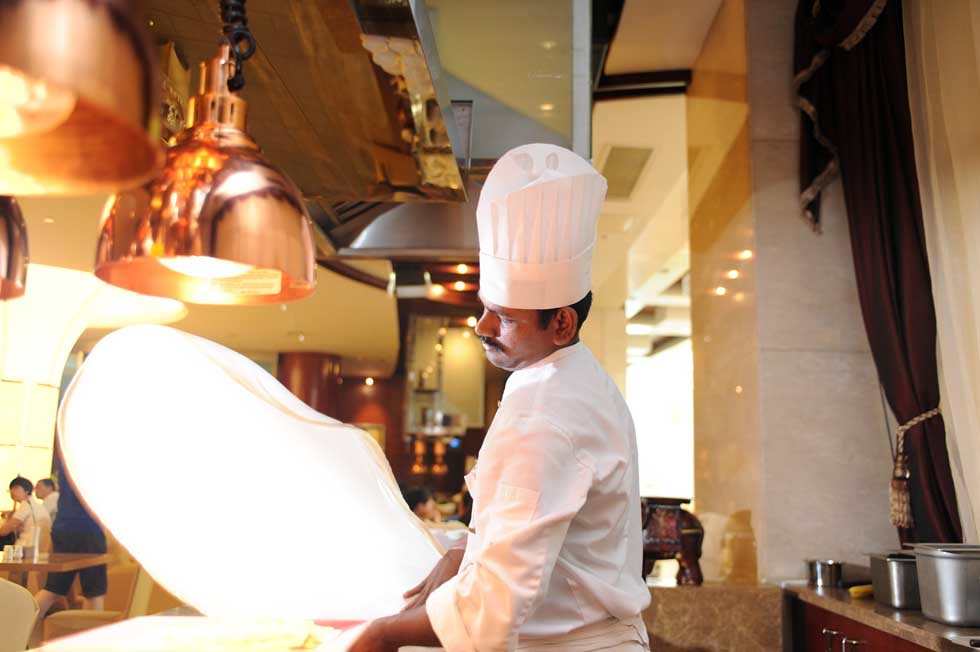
[58,324,442,621]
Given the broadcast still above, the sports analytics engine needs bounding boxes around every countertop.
[785,583,980,652]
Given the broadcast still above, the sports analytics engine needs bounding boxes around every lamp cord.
[219,0,256,91]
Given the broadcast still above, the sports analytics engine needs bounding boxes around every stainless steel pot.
[913,544,980,626]
[869,551,919,609]
[806,559,843,587]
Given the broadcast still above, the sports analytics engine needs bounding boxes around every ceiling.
[592,95,688,299]
[604,0,722,74]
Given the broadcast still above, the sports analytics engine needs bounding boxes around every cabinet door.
[803,605,848,652]
[803,604,932,652]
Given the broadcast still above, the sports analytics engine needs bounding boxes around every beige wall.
[582,257,628,393]
[689,0,896,582]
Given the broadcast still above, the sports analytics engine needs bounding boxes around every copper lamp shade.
[0,196,27,299]
[0,0,162,194]
[95,45,316,305]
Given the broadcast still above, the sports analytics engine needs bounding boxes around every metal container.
[913,544,980,626]
[806,559,843,587]
[869,552,919,609]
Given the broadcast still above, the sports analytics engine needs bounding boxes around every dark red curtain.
[794,0,961,543]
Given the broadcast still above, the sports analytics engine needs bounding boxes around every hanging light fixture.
[94,3,315,305]
[0,196,26,299]
[0,0,161,194]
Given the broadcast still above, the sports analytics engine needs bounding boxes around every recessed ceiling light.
[539,103,555,112]
[365,377,374,386]
[540,40,557,50]
[454,281,466,291]
[714,286,727,296]
[430,285,445,297]
[43,217,54,224]
[726,269,739,279]
[737,249,753,260]
[456,263,468,274]
[466,316,478,328]
[297,333,305,342]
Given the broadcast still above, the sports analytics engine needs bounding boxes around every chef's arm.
[366,605,442,649]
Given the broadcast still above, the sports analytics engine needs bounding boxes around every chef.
[351,144,651,652]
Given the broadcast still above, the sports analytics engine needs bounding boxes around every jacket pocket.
[493,483,541,523]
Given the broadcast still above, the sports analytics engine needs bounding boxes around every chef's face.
[35,483,50,499]
[8,485,27,503]
[475,295,571,371]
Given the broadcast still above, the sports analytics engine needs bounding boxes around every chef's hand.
[402,546,465,611]
[349,608,441,652]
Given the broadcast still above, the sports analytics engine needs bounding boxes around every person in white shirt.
[352,144,651,652]
[0,476,52,548]
[35,478,59,522]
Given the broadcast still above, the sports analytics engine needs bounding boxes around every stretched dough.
[58,324,442,620]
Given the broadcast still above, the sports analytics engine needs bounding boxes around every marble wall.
[689,0,897,583]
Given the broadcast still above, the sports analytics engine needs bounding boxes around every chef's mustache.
[479,336,502,351]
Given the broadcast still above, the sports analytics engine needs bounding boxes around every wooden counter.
[785,583,980,652]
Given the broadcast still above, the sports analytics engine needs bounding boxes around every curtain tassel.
[888,407,942,529]
[889,446,913,529]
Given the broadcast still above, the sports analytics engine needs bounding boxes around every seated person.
[0,476,52,548]
[35,478,59,522]
[34,474,107,619]
[402,486,465,531]
[402,486,442,523]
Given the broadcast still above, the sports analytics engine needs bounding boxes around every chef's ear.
[551,306,579,346]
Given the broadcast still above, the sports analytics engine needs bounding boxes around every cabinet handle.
[822,628,840,652]
[842,638,868,652]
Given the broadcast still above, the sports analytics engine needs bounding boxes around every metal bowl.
[806,559,844,587]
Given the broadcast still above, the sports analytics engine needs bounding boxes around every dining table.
[0,552,111,573]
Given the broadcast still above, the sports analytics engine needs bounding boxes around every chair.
[0,577,39,652]
[43,566,182,642]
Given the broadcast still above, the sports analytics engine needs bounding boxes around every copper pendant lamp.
[0,196,27,299]
[95,21,316,305]
[0,0,161,195]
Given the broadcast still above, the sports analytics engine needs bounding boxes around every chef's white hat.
[477,143,606,309]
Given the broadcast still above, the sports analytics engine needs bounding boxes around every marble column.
[688,0,896,583]
[277,352,342,417]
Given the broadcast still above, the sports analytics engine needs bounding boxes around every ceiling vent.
[601,146,653,199]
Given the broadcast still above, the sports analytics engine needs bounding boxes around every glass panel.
[426,0,574,159]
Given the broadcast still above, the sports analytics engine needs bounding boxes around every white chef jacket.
[426,342,650,652]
